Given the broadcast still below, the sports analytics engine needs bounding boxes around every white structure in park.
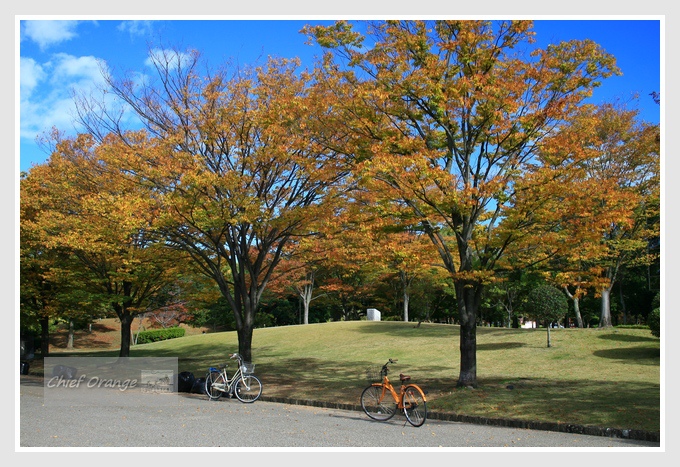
[367,308,381,321]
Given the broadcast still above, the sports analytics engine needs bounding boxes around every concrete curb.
[259,395,661,443]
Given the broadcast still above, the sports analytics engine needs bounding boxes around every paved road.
[18,375,660,449]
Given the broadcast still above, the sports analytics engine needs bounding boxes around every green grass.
[45,321,661,433]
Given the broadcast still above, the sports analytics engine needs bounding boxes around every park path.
[18,375,660,449]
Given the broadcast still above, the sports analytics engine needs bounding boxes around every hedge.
[135,327,185,344]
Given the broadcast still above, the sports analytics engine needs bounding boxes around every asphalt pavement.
[17,374,661,450]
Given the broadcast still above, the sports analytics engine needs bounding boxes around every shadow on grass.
[476,342,526,351]
[49,334,116,350]
[593,346,660,362]
[199,354,661,433]
[423,376,660,432]
[597,333,658,343]
[355,321,456,339]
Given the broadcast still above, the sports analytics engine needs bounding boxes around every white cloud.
[118,20,154,38]
[20,57,46,100]
[49,53,107,87]
[21,95,80,140]
[20,53,109,142]
[23,20,80,51]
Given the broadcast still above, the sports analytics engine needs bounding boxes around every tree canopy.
[20,20,660,387]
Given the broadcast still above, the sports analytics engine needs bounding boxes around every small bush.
[526,284,568,348]
[648,308,660,338]
[136,327,185,344]
[526,284,568,324]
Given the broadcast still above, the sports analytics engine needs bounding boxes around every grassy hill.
[40,319,660,435]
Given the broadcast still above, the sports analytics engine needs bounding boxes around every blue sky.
[17,18,662,174]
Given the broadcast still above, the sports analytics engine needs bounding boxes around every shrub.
[648,308,660,338]
[526,284,568,324]
[651,292,660,309]
[135,327,185,344]
[526,284,568,348]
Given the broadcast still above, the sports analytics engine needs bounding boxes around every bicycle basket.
[365,366,384,383]
[241,362,255,375]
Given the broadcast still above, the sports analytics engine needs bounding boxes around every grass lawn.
[36,320,661,434]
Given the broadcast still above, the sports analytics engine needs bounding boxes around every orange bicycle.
[360,358,427,427]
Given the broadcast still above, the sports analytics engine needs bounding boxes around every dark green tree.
[526,285,568,347]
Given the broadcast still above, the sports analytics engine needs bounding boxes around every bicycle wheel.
[360,385,397,421]
[234,375,262,403]
[205,371,226,401]
[402,385,427,427]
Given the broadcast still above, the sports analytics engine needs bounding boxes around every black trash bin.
[191,377,207,395]
[177,371,195,393]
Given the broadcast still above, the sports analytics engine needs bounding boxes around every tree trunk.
[302,298,310,325]
[40,316,50,357]
[237,324,254,363]
[217,268,261,364]
[234,282,257,363]
[573,296,583,328]
[455,281,480,388]
[119,311,133,358]
[563,286,584,328]
[600,285,613,328]
[67,319,75,349]
[403,289,410,322]
[400,271,411,322]
[546,322,552,348]
[300,273,315,325]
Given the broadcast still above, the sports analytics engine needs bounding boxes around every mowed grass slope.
[48,320,661,433]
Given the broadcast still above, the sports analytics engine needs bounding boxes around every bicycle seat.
[399,373,411,382]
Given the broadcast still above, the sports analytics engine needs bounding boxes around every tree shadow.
[49,333,116,349]
[476,342,526,351]
[597,333,658,343]
[427,375,660,431]
[355,321,455,339]
[593,346,660,362]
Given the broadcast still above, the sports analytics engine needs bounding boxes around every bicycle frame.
[206,352,262,403]
[372,373,427,409]
[208,364,245,395]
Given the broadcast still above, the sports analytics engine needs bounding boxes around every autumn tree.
[538,102,660,327]
[313,207,386,321]
[21,134,184,357]
[368,225,446,322]
[75,51,351,361]
[584,107,659,328]
[268,237,330,325]
[20,180,71,356]
[306,20,620,387]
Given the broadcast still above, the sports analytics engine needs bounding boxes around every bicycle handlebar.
[382,358,398,370]
[380,359,398,376]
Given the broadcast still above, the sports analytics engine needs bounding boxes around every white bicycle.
[204,353,262,403]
